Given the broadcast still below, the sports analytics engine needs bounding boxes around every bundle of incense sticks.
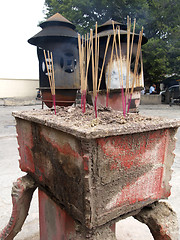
[105,21,127,115]
[43,50,56,115]
[78,31,93,113]
[78,18,143,117]
[78,23,100,118]
[106,17,142,116]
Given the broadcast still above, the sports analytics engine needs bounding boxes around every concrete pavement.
[0,104,179,239]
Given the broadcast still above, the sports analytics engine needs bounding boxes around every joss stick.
[112,22,126,117]
[125,16,131,96]
[78,34,87,113]
[94,22,98,98]
[126,18,136,113]
[50,52,56,115]
[43,50,56,115]
[97,35,111,92]
[93,22,99,118]
[83,33,93,113]
[81,35,86,112]
[129,18,136,74]
[106,24,116,107]
[78,34,83,91]
[91,29,95,98]
[140,52,143,87]
[131,27,143,94]
[117,26,126,116]
[127,27,143,113]
[128,18,136,92]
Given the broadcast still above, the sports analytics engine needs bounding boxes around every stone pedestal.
[9,109,180,239]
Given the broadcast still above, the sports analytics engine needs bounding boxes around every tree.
[44,0,180,82]
[44,0,115,33]
[142,38,170,81]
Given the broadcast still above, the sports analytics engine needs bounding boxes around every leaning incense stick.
[127,27,143,113]
[106,24,116,107]
[117,26,126,116]
[131,27,143,94]
[78,34,88,113]
[94,22,98,99]
[126,16,131,96]
[112,22,126,116]
[43,50,56,115]
[43,50,51,88]
[129,18,136,71]
[50,52,56,115]
[128,18,136,94]
[112,22,120,83]
[126,18,136,114]
[93,22,99,118]
[97,35,111,92]
[90,29,95,99]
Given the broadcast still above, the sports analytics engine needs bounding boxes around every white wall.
[0,78,39,98]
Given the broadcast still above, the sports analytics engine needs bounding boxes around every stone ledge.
[0,98,41,106]
[140,95,161,105]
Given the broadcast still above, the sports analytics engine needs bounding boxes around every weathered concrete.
[39,189,116,240]
[0,104,180,240]
[0,175,37,239]
[13,108,179,232]
[140,94,161,105]
[135,201,179,240]
[0,98,41,106]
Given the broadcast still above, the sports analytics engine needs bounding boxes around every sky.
[0,0,46,79]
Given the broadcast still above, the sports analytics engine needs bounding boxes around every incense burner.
[13,109,180,231]
[28,13,80,108]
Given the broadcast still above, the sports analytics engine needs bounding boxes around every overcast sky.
[0,0,46,79]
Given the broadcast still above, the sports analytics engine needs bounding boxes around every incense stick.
[43,50,56,115]
[117,26,126,116]
[126,18,136,114]
[127,27,143,113]
[112,23,126,116]
[78,34,88,113]
[125,16,131,96]
[106,24,116,107]
[97,35,110,92]
[131,27,143,94]
[93,22,99,117]
[50,52,56,115]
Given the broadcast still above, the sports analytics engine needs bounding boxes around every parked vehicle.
[161,85,180,104]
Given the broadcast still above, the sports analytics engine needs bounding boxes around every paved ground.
[0,104,179,239]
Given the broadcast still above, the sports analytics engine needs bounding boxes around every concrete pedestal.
[39,189,116,240]
[11,109,180,239]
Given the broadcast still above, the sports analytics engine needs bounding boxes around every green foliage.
[44,0,180,82]
[142,38,170,81]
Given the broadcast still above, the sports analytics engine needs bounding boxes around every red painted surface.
[83,155,89,171]
[109,223,116,233]
[16,122,35,173]
[41,129,82,161]
[106,167,164,210]
[92,91,140,111]
[39,189,76,240]
[97,129,170,210]
[98,130,167,170]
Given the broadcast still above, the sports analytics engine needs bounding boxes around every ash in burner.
[46,104,153,128]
